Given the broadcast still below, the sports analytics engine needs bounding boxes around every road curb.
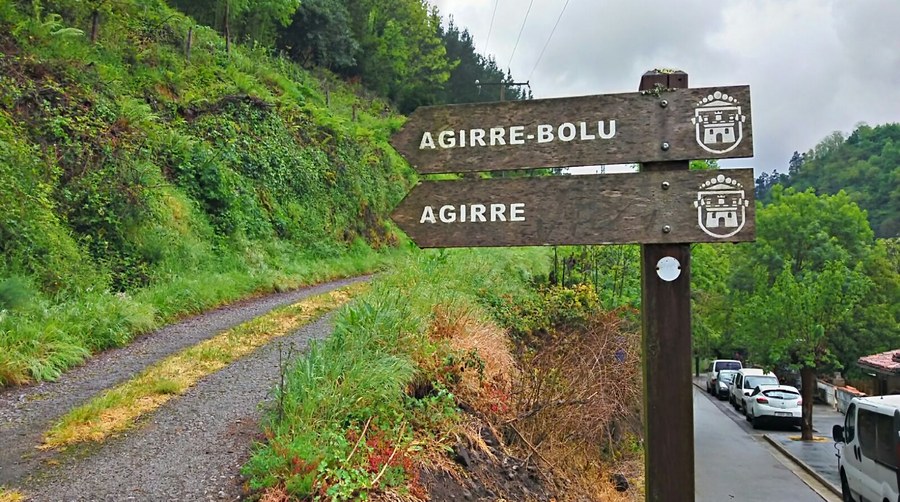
[762,434,841,497]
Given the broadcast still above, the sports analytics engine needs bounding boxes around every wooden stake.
[638,69,694,502]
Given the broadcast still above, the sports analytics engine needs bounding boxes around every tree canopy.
[756,123,900,238]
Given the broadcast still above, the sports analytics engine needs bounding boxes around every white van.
[833,395,900,502]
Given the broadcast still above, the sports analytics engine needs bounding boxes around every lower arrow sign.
[391,169,755,248]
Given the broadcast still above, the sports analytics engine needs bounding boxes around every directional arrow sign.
[390,86,752,174]
[391,169,756,247]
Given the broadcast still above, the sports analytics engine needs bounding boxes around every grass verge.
[0,245,403,388]
[41,283,367,449]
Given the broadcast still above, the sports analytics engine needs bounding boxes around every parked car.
[705,359,742,394]
[745,385,801,429]
[730,369,779,414]
[832,395,900,502]
[714,369,738,400]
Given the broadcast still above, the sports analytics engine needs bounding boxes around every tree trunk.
[90,9,100,43]
[800,366,816,440]
[223,2,231,54]
[185,26,193,61]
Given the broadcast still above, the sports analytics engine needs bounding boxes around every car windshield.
[718,372,736,383]
[763,389,799,400]
[745,376,778,389]
[715,361,741,372]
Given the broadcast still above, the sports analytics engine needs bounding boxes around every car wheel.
[751,415,759,429]
[840,470,853,502]
[746,409,752,422]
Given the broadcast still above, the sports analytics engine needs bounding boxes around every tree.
[763,124,900,237]
[169,0,300,48]
[734,261,869,439]
[276,0,359,71]
[345,0,452,112]
[729,187,879,440]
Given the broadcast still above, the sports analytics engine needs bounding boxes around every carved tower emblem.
[691,91,746,154]
[694,174,750,238]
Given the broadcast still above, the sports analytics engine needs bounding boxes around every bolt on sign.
[390,86,752,175]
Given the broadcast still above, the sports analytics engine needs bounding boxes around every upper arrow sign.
[390,86,753,174]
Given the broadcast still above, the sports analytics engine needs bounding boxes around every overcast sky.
[428,0,900,175]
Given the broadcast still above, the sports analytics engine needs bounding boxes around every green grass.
[0,0,415,387]
[243,248,548,500]
[0,244,405,387]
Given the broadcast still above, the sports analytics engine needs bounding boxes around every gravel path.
[25,314,336,501]
[0,276,368,488]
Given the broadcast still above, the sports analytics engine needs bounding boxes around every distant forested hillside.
[169,0,530,112]
[756,123,900,237]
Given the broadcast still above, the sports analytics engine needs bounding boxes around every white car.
[730,369,779,414]
[745,385,801,429]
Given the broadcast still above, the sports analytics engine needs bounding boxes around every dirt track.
[0,276,368,499]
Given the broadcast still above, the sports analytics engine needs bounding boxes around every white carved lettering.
[420,206,436,223]
[470,204,487,222]
[558,123,576,142]
[510,203,525,221]
[579,121,596,140]
[438,131,455,149]
[439,205,456,223]
[419,132,435,150]
[489,127,506,146]
[490,204,507,221]
[509,126,525,145]
[598,120,616,139]
[470,128,486,146]
[537,124,554,143]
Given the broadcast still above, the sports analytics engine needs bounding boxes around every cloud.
[430,0,900,175]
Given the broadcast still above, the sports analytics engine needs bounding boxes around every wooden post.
[638,70,694,502]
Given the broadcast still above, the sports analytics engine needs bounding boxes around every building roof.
[858,349,900,375]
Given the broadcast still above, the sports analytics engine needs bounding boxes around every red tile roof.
[858,349,900,374]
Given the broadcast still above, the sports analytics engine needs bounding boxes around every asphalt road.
[694,386,830,502]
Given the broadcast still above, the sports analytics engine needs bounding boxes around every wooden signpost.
[390,70,755,502]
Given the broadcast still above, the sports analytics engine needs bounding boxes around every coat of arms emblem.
[694,174,749,238]
[691,91,746,154]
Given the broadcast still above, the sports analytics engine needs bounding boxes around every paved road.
[695,386,830,502]
[698,377,844,491]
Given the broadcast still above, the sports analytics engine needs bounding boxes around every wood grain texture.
[639,69,694,502]
[391,169,755,247]
[391,85,753,174]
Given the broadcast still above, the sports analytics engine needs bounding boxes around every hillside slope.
[0,0,412,385]
[756,123,900,237]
